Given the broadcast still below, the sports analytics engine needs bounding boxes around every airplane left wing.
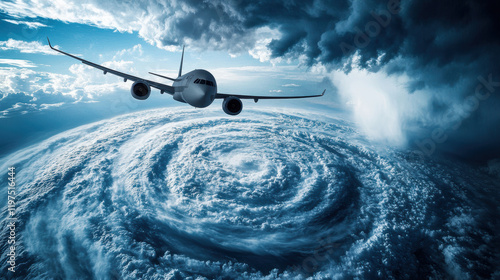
[215,89,325,102]
[47,38,175,95]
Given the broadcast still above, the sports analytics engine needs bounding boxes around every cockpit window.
[193,78,215,87]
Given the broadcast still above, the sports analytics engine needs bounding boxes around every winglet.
[178,45,185,78]
[47,37,53,49]
[321,89,326,96]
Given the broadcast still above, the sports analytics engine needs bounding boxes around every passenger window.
[200,80,206,85]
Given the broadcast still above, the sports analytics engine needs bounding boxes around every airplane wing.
[47,38,175,95]
[214,89,325,102]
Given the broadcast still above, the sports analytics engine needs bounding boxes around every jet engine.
[222,96,243,115]
[131,81,151,100]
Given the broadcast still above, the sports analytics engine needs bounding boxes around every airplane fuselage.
[172,69,217,108]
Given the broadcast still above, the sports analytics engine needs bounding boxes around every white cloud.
[330,68,429,146]
[0,0,279,56]
[0,1,132,32]
[0,60,145,118]
[65,60,135,97]
[282,83,300,87]
[0,58,37,68]
[0,57,142,117]
[248,27,282,63]
[0,39,61,55]
[269,89,282,93]
[113,44,143,60]
[3,19,48,29]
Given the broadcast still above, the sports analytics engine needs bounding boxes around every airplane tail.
[178,45,184,78]
[148,45,185,82]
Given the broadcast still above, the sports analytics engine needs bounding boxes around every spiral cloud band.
[1,108,498,279]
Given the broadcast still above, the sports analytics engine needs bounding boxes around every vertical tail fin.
[178,45,184,78]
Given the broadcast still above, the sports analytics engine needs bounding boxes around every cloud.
[0,59,138,117]
[112,44,143,60]
[0,92,75,118]
[3,19,48,29]
[269,89,282,93]
[0,1,497,68]
[247,27,282,63]
[0,0,253,52]
[0,67,75,117]
[0,58,37,68]
[331,67,427,146]
[0,39,61,55]
[282,84,300,87]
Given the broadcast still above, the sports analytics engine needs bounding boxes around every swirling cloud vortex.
[1,108,497,279]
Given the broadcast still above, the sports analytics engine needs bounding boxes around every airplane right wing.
[214,89,325,102]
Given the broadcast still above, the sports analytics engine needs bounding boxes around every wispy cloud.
[0,58,37,68]
[282,83,300,87]
[112,44,144,62]
[3,19,48,29]
[0,39,60,55]
[269,89,282,93]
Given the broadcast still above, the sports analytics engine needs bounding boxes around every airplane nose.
[182,86,214,108]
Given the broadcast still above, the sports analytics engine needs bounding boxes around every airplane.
[47,38,325,115]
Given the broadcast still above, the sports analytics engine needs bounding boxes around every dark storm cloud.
[192,0,500,160]
[194,1,499,71]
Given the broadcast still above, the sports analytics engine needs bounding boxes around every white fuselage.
[172,69,217,108]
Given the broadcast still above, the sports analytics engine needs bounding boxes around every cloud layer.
[1,108,498,278]
[3,0,495,69]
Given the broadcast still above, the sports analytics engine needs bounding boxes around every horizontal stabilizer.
[149,72,180,82]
